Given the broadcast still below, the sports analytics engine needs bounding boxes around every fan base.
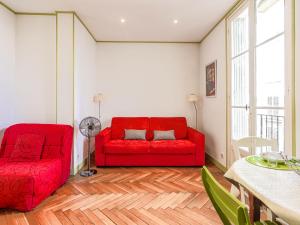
[80,169,98,177]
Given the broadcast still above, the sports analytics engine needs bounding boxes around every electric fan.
[79,116,101,177]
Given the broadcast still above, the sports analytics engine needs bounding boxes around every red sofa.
[95,117,205,166]
[0,124,73,211]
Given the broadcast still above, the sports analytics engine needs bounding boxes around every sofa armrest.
[188,127,205,165]
[95,127,111,152]
[95,127,111,166]
[0,128,7,158]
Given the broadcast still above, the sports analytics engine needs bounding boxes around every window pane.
[232,108,249,139]
[231,8,249,57]
[256,35,284,107]
[232,53,249,106]
[256,109,284,152]
[256,0,284,44]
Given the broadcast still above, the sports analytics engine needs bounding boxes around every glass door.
[228,0,286,158]
[229,6,251,143]
[255,0,285,153]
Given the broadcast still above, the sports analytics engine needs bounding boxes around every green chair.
[201,166,277,225]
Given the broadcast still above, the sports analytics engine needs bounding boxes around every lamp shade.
[187,94,198,102]
[93,93,103,103]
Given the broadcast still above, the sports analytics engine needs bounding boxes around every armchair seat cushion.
[150,140,195,154]
[0,158,8,166]
[0,159,62,211]
[105,140,150,154]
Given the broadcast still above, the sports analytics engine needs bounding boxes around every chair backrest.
[201,166,251,225]
[232,137,278,161]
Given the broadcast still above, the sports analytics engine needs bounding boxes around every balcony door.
[228,0,286,157]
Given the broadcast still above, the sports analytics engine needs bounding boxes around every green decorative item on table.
[246,155,300,171]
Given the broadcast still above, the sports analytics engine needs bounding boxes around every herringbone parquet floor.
[0,162,229,225]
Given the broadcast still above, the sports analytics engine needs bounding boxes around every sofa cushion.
[111,117,150,140]
[149,117,188,140]
[9,134,45,162]
[124,129,146,140]
[153,130,175,140]
[0,159,62,211]
[150,140,195,154]
[104,140,150,154]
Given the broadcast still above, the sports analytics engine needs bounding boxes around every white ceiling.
[3,0,237,42]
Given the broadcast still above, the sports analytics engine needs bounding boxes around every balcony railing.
[257,114,284,151]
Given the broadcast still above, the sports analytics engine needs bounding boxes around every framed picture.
[206,60,217,97]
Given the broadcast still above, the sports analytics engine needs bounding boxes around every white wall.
[74,17,97,169]
[199,20,227,167]
[57,13,74,125]
[15,15,56,123]
[0,6,15,128]
[0,8,56,127]
[96,43,200,129]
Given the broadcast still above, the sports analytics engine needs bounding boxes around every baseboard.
[206,153,227,173]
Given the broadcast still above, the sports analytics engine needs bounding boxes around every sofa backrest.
[0,124,73,160]
[110,117,188,140]
[111,117,150,140]
[149,117,188,139]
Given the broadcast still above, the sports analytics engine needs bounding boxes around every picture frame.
[206,60,217,97]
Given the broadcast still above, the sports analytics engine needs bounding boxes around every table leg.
[225,178,263,223]
[248,192,261,223]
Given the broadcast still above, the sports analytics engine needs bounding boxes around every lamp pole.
[98,101,101,121]
[188,94,199,130]
[94,93,103,122]
[193,102,198,130]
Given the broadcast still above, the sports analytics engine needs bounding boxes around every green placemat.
[246,155,300,170]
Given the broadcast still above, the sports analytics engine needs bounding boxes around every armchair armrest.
[95,127,111,166]
[188,127,205,165]
[61,125,74,184]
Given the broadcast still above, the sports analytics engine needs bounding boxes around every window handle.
[245,104,250,111]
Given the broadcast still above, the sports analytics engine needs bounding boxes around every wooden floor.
[0,162,230,225]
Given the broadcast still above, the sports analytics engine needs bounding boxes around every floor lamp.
[93,93,103,120]
[188,94,198,129]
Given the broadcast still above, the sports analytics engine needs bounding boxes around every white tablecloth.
[225,158,300,225]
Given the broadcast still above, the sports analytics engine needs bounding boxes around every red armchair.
[95,117,205,166]
[0,124,73,211]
